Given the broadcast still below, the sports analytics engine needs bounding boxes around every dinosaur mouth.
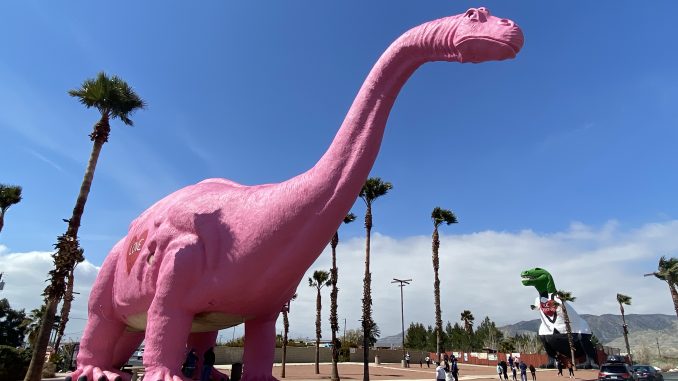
[456,36,522,63]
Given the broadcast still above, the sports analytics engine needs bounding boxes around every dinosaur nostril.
[499,19,514,27]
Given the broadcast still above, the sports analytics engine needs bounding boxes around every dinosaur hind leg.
[188,331,230,381]
[241,313,279,381]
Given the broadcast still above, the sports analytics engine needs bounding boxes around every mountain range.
[376,314,678,356]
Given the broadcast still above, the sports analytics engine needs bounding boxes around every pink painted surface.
[69,8,523,381]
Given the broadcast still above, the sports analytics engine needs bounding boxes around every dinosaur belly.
[125,311,246,333]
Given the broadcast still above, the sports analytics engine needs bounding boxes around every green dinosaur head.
[521,267,556,294]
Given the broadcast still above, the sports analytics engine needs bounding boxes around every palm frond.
[431,206,458,227]
[616,293,632,305]
[359,177,393,204]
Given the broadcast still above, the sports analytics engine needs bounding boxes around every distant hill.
[499,314,677,344]
[376,314,678,352]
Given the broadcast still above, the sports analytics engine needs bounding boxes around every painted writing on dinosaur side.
[126,230,148,274]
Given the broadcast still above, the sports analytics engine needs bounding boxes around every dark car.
[632,365,663,381]
[599,362,637,381]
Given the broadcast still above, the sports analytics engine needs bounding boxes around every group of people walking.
[435,354,460,381]
[497,355,536,381]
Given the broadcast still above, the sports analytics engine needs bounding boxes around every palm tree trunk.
[330,232,341,381]
[669,282,678,319]
[432,227,442,362]
[24,299,58,381]
[54,267,75,352]
[619,304,632,364]
[560,303,577,370]
[25,115,109,381]
[282,310,289,378]
[316,288,322,374]
[0,210,5,233]
[362,205,372,381]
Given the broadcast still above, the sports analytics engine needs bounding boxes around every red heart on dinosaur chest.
[126,230,148,274]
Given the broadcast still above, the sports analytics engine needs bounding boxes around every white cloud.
[2,220,677,345]
[0,249,99,342]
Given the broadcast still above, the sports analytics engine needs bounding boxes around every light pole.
[392,278,411,367]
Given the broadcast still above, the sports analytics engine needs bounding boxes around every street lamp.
[392,278,411,367]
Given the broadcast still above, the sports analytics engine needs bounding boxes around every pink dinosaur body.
[69,8,523,381]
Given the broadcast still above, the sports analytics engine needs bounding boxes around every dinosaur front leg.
[67,242,132,381]
[241,313,280,381]
[142,237,203,381]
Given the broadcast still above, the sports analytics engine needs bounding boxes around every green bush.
[0,345,30,381]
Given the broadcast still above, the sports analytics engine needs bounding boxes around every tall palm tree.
[616,293,632,364]
[554,290,577,369]
[310,270,331,374]
[330,212,356,381]
[0,184,22,234]
[359,177,392,381]
[431,207,457,361]
[281,293,297,379]
[460,310,474,351]
[644,256,678,319]
[25,72,145,381]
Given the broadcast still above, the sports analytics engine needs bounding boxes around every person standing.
[567,360,575,379]
[437,362,447,381]
[501,360,509,381]
[508,355,514,370]
[556,359,563,376]
[405,352,411,368]
[426,355,431,368]
[497,362,504,380]
[529,364,536,381]
[182,348,198,378]
[451,359,459,381]
[519,361,528,381]
[511,363,517,381]
[201,347,216,381]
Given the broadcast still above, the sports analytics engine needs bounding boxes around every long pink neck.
[286,34,448,224]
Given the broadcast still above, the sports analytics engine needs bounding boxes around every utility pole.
[656,338,661,358]
[392,278,412,368]
[0,272,5,291]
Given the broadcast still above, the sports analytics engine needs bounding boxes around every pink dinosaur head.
[408,7,523,63]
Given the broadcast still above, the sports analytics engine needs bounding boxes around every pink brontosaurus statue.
[68,7,523,381]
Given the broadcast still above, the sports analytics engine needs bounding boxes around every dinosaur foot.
[65,365,130,381]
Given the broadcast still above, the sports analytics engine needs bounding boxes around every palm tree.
[616,293,633,364]
[644,256,678,319]
[554,290,577,369]
[25,72,145,381]
[309,270,331,374]
[359,177,392,381]
[431,207,457,361]
[53,269,76,352]
[281,293,297,378]
[460,310,475,351]
[0,184,22,234]
[330,212,356,381]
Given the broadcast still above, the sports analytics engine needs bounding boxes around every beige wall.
[214,346,412,365]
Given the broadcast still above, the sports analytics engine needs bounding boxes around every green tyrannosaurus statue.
[520,267,597,368]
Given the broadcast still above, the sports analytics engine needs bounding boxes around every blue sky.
[1,2,678,341]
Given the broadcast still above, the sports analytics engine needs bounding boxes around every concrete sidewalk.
[48,363,600,381]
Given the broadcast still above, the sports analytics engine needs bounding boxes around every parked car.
[125,347,144,367]
[632,365,663,381]
[598,362,637,381]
